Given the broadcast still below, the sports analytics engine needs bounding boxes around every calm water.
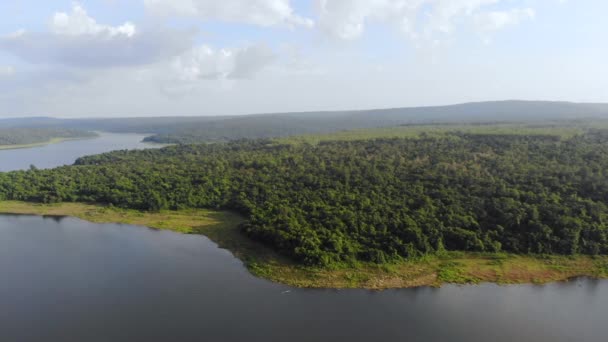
[0,214,607,342]
[0,133,160,172]
[1,135,607,341]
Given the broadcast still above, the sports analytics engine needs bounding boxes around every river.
[0,132,161,172]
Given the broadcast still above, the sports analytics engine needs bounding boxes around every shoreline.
[0,136,98,150]
[1,201,607,289]
[0,133,168,151]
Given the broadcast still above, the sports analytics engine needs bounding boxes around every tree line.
[0,128,96,146]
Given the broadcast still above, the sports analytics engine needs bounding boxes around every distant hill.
[3,100,608,143]
[0,128,97,147]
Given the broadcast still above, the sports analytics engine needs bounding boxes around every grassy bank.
[1,200,607,289]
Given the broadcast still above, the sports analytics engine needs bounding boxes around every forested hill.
[141,101,608,143]
[3,101,608,143]
[0,128,97,147]
[2,129,608,265]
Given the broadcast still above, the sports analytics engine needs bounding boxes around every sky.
[0,0,606,118]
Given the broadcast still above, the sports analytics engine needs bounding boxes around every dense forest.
[2,128,608,265]
[0,128,96,146]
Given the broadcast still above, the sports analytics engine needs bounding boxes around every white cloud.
[474,8,535,32]
[315,0,533,41]
[51,3,136,37]
[0,3,193,68]
[145,0,314,28]
[0,1,281,108]
[426,0,499,34]
[172,44,276,81]
[316,0,424,40]
[173,46,233,81]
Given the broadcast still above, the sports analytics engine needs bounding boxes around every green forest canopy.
[2,125,608,266]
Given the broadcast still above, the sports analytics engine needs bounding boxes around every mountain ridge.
[3,100,608,143]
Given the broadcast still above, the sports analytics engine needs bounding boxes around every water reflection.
[0,214,607,342]
[42,215,67,223]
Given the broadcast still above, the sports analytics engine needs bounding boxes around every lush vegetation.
[3,127,608,268]
[0,128,96,148]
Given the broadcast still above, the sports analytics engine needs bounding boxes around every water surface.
[0,133,160,172]
[0,214,607,342]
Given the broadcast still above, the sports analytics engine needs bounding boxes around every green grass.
[437,261,481,283]
[1,201,607,289]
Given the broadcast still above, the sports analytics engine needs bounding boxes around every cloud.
[474,8,535,33]
[51,3,136,37]
[228,45,277,79]
[0,2,282,107]
[315,0,421,40]
[172,44,276,81]
[0,3,193,68]
[144,0,314,28]
[315,0,532,41]
[426,0,499,34]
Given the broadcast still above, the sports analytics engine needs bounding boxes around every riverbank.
[0,137,96,150]
[1,201,607,289]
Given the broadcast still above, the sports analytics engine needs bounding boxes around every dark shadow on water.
[42,215,68,223]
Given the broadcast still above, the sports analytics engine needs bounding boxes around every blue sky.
[0,0,606,118]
